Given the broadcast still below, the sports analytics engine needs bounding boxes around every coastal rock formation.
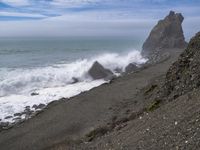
[164,32,200,98]
[71,77,79,84]
[125,63,138,73]
[142,11,187,57]
[88,61,114,80]
[31,92,39,96]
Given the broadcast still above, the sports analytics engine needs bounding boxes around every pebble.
[175,121,178,125]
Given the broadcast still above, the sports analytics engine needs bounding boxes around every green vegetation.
[147,99,161,112]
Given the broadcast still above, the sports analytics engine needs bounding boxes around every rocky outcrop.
[164,32,200,98]
[125,63,138,73]
[142,11,187,57]
[88,61,114,80]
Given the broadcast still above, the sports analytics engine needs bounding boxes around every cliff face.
[164,32,200,98]
[142,11,187,57]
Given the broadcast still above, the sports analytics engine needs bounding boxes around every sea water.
[0,36,146,122]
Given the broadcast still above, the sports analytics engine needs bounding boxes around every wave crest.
[0,50,146,97]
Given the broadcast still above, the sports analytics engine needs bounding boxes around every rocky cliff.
[164,32,200,98]
[142,11,187,57]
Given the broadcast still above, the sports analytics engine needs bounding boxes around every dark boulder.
[14,113,22,117]
[0,122,9,129]
[22,106,33,117]
[71,77,79,84]
[31,92,39,96]
[88,61,114,80]
[37,104,46,109]
[32,103,46,110]
[32,104,38,109]
[164,32,200,98]
[125,63,138,73]
[142,11,187,57]
[4,116,12,120]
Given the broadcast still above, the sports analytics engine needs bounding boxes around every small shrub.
[147,99,161,112]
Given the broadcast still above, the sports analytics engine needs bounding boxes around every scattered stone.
[88,61,114,80]
[25,106,30,110]
[32,103,46,110]
[142,11,187,57]
[4,116,12,119]
[0,122,9,128]
[37,103,46,109]
[14,113,22,117]
[32,104,38,109]
[125,63,138,73]
[31,92,39,96]
[13,117,21,120]
[12,117,23,124]
[175,121,178,125]
[22,107,33,117]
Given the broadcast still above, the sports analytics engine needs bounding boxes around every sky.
[0,0,200,39]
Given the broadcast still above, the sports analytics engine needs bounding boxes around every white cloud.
[0,0,29,6]
[0,11,46,18]
[0,14,155,37]
[0,0,199,38]
[51,0,100,6]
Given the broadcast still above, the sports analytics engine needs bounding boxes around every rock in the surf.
[32,103,46,110]
[71,77,79,84]
[125,63,138,73]
[0,122,9,129]
[88,61,114,80]
[31,92,39,96]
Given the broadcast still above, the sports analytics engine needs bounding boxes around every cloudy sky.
[0,0,199,39]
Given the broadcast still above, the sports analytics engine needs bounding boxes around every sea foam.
[0,50,146,122]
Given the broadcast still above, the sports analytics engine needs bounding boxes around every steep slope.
[164,32,200,99]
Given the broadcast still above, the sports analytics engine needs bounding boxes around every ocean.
[0,36,146,122]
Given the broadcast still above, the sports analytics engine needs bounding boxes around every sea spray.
[0,50,147,122]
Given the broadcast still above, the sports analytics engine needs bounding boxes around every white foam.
[0,80,105,122]
[0,50,147,122]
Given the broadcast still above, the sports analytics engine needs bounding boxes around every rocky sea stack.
[164,32,200,98]
[142,11,187,57]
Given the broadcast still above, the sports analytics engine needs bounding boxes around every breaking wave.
[0,50,147,122]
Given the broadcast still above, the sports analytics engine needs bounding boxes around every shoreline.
[0,48,183,150]
[0,50,145,124]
